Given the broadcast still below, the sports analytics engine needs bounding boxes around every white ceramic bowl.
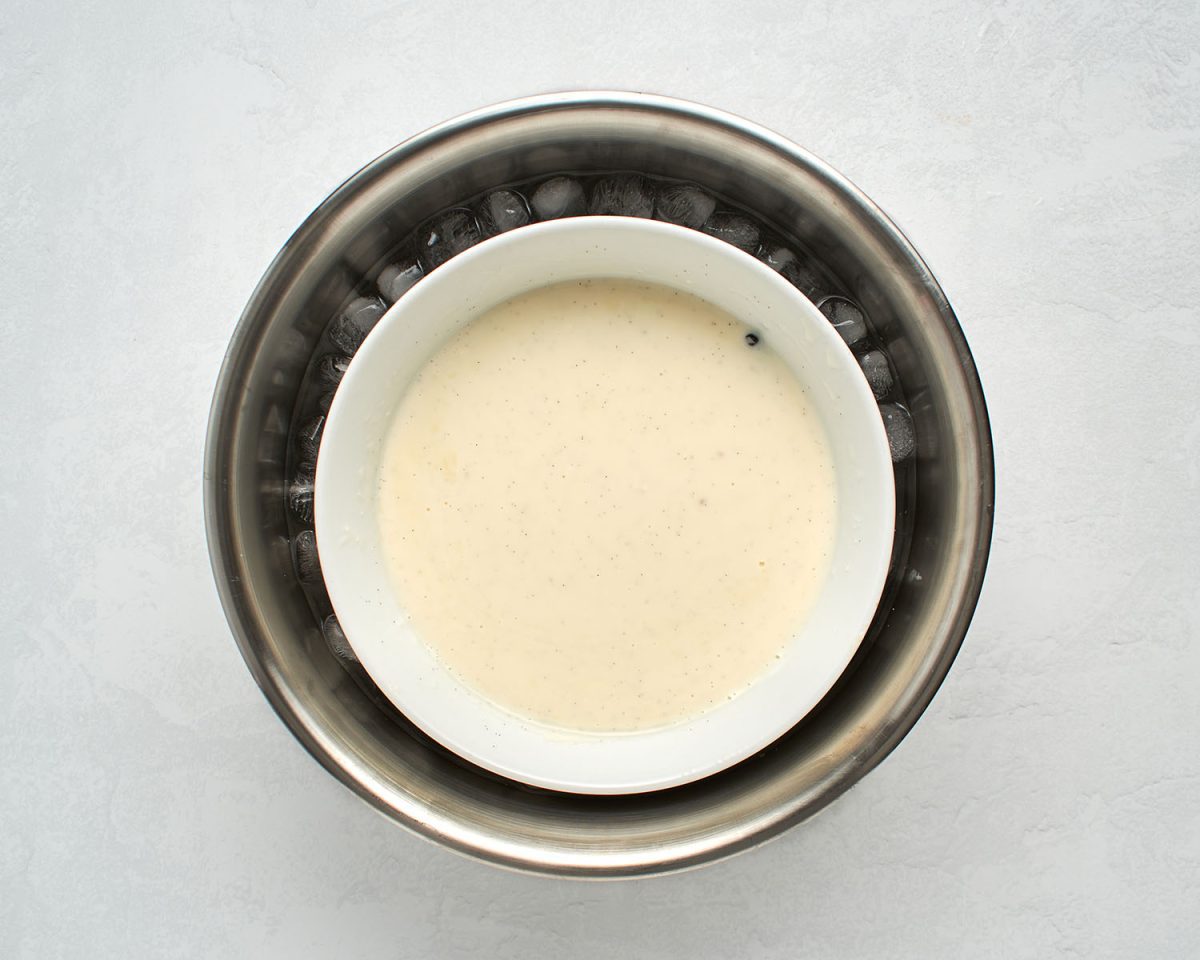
[315,216,895,795]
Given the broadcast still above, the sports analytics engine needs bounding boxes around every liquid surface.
[377,279,837,732]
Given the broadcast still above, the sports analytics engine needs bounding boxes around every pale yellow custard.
[377,278,837,732]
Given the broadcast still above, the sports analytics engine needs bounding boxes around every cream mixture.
[377,278,837,732]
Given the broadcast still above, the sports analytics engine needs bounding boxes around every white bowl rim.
[315,216,895,795]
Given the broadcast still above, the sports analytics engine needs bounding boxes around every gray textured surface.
[3,0,1199,956]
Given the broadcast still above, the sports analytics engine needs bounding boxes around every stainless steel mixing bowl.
[204,92,994,877]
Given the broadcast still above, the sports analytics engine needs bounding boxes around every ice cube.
[654,183,716,229]
[703,212,760,253]
[879,403,916,461]
[761,245,829,302]
[288,461,315,522]
[315,353,351,390]
[377,260,423,304]
[530,176,587,220]
[818,297,868,347]
[417,209,482,271]
[478,189,531,236]
[588,174,655,217]
[760,244,797,273]
[857,350,894,400]
[322,614,358,662]
[328,296,385,354]
[292,529,321,583]
[294,415,325,463]
[781,255,829,302]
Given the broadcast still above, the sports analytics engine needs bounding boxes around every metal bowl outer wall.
[203,92,995,878]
